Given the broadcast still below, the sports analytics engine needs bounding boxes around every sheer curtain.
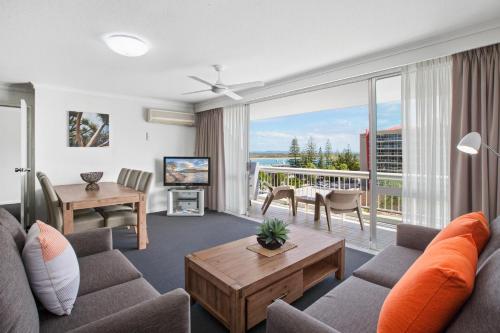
[223,104,249,215]
[402,57,452,228]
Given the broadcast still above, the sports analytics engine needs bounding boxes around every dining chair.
[314,189,364,231]
[36,171,96,217]
[117,168,131,185]
[126,169,142,188]
[99,169,148,214]
[102,171,153,232]
[36,172,104,233]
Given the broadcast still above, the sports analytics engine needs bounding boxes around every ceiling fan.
[183,65,264,100]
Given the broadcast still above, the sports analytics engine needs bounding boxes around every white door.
[0,99,29,227]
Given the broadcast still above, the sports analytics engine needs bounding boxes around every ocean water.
[250,158,290,167]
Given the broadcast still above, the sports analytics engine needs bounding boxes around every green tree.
[303,136,317,166]
[304,162,317,169]
[335,163,349,170]
[288,137,301,168]
[324,139,334,168]
[333,147,360,171]
[317,147,325,169]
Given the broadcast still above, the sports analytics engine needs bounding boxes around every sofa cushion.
[39,277,159,333]
[22,221,80,315]
[478,216,500,268]
[428,211,490,253]
[378,234,477,333]
[305,276,390,333]
[78,249,142,296]
[0,207,26,251]
[352,245,422,288]
[446,249,500,333]
[0,226,39,333]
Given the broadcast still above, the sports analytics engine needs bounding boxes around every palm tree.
[68,112,109,147]
[85,114,109,147]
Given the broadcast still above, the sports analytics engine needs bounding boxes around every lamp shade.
[457,132,481,155]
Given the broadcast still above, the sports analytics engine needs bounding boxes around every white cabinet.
[167,189,204,216]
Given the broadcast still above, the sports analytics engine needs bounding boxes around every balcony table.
[53,182,148,249]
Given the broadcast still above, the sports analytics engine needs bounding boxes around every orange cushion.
[377,234,477,333]
[428,211,490,253]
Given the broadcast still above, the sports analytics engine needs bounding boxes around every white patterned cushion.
[22,221,80,315]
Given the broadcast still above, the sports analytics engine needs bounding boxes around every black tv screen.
[163,157,210,186]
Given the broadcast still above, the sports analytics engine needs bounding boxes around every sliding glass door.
[247,71,402,251]
[369,75,402,249]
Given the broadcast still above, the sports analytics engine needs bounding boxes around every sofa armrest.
[66,228,112,257]
[266,300,340,333]
[396,224,440,251]
[69,288,190,333]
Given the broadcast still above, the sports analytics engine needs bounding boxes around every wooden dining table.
[53,182,148,250]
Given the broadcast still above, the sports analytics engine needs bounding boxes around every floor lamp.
[457,131,500,157]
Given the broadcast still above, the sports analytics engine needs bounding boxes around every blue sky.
[250,101,401,153]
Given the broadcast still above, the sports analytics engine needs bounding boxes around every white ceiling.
[1,0,500,104]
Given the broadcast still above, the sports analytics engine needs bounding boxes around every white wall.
[34,86,195,219]
[0,106,21,204]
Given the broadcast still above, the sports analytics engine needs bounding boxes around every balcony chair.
[261,182,296,216]
[314,189,364,231]
[248,161,260,205]
[36,172,104,233]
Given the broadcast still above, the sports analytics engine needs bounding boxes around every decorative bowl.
[257,236,285,250]
[80,172,103,191]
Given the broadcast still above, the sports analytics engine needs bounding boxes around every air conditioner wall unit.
[146,109,195,126]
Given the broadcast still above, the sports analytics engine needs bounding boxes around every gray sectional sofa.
[267,218,500,333]
[0,208,190,333]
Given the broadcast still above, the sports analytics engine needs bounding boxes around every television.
[163,157,210,186]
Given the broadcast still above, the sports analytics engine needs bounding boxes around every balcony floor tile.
[247,200,396,252]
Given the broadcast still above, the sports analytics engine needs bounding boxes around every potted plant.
[256,218,290,250]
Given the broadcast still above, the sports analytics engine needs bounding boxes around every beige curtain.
[450,43,500,221]
[195,108,225,212]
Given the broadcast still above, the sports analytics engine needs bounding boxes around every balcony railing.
[256,166,402,225]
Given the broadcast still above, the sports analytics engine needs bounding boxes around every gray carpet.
[113,211,373,333]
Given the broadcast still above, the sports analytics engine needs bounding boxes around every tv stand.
[167,188,204,217]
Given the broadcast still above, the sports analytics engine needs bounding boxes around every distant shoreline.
[250,154,289,158]
[250,152,360,158]
[250,157,289,159]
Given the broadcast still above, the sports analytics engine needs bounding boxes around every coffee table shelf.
[303,256,339,291]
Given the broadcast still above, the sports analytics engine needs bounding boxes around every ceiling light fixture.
[103,34,150,57]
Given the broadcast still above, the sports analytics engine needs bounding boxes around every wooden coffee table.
[185,226,345,332]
